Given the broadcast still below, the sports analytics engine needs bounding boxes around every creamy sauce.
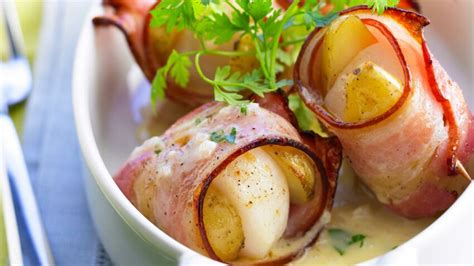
[293,161,435,265]
[295,201,433,265]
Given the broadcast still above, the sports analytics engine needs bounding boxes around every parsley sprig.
[334,0,400,14]
[149,0,399,108]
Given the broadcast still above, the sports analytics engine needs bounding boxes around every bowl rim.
[72,5,201,261]
[72,3,473,265]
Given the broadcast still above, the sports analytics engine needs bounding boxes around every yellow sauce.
[296,201,433,265]
[293,162,435,265]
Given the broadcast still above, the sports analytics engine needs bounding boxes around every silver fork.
[1,1,54,265]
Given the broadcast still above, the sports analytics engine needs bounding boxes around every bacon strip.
[114,101,341,263]
[254,93,342,237]
[92,0,157,79]
[92,1,418,108]
[294,7,472,218]
[92,0,216,106]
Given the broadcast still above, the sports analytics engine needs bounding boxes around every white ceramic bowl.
[73,1,473,265]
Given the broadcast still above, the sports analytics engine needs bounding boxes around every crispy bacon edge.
[294,6,472,179]
[254,92,342,238]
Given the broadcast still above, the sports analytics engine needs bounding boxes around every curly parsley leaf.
[149,0,397,108]
[334,0,400,14]
[150,0,209,32]
[245,0,273,22]
[168,51,192,87]
[151,50,192,106]
[212,66,249,106]
[214,86,248,106]
[150,1,192,32]
[368,0,400,14]
[197,13,242,45]
[231,11,251,31]
[151,68,167,106]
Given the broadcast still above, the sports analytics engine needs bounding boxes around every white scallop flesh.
[212,147,290,259]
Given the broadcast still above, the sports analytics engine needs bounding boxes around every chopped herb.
[349,234,366,247]
[195,118,202,125]
[240,105,248,115]
[210,127,237,144]
[154,149,162,155]
[328,228,367,256]
[391,245,399,250]
[288,94,328,137]
[149,0,399,107]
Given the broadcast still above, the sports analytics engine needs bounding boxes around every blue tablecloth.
[19,1,112,265]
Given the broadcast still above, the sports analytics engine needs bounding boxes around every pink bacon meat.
[294,6,473,218]
[114,100,341,263]
[93,0,221,106]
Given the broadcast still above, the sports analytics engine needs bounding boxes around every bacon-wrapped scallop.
[92,1,420,108]
[92,0,216,106]
[114,102,341,263]
[92,0,271,107]
[294,6,473,218]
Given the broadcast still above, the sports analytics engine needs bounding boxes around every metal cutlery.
[1,1,54,265]
[0,138,22,265]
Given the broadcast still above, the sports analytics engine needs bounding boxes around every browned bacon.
[294,7,472,218]
[114,101,341,263]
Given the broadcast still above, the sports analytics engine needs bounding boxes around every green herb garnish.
[288,94,329,137]
[149,0,399,108]
[150,50,193,107]
[348,234,366,247]
[154,149,162,155]
[210,127,237,144]
[328,228,367,255]
[336,0,400,14]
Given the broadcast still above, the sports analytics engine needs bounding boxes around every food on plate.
[93,0,419,107]
[294,7,473,218]
[93,0,289,106]
[114,100,342,263]
[93,0,214,106]
[96,0,473,264]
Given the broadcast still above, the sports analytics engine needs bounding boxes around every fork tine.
[1,1,26,58]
